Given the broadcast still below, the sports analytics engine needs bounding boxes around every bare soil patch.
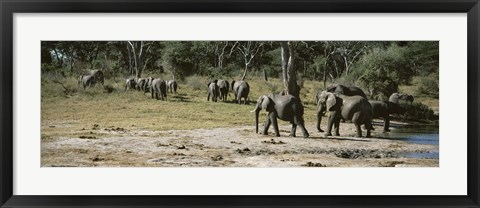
[41,122,438,167]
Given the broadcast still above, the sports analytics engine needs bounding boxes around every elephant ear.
[326,93,337,111]
[261,96,274,111]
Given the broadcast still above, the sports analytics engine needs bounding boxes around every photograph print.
[41,41,439,167]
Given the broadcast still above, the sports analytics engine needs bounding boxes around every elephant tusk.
[250,109,256,113]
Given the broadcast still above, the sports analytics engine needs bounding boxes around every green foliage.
[412,72,439,98]
[352,46,407,99]
[403,102,437,121]
[162,42,196,80]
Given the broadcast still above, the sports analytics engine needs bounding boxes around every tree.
[280,41,299,99]
[233,41,264,80]
[127,41,154,78]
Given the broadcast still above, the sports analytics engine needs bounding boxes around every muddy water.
[383,124,439,159]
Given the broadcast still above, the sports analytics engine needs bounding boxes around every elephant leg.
[334,119,341,136]
[263,114,272,135]
[325,114,335,137]
[294,116,309,138]
[289,121,297,137]
[354,123,362,138]
[270,112,280,137]
[151,90,154,99]
[207,93,210,101]
[384,115,390,132]
[352,113,362,137]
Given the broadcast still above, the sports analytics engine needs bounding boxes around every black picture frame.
[1,0,479,207]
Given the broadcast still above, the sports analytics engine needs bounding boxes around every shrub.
[412,73,439,98]
[403,102,437,121]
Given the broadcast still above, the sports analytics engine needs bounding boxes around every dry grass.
[42,76,326,138]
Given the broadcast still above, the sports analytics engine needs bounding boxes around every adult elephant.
[316,91,373,138]
[150,79,167,101]
[81,75,96,89]
[124,78,137,91]
[326,84,367,98]
[166,80,178,94]
[216,79,229,102]
[389,93,414,104]
[231,80,250,105]
[90,70,104,86]
[136,78,147,91]
[252,94,309,138]
[369,100,406,132]
[207,80,219,102]
[144,77,155,94]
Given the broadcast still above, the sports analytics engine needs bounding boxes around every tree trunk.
[281,42,289,94]
[127,43,133,75]
[263,68,268,81]
[281,41,299,99]
[241,61,248,80]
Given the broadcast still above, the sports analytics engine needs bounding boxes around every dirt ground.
[41,120,439,167]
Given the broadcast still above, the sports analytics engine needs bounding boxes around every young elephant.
[252,94,309,138]
[207,80,219,102]
[150,79,167,101]
[166,80,178,94]
[216,79,229,102]
[317,91,373,138]
[136,78,147,91]
[231,80,250,104]
[124,78,137,91]
[81,75,96,89]
[369,100,406,132]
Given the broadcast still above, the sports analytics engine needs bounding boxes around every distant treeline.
[41,41,439,99]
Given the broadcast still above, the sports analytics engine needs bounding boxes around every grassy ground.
[42,76,325,134]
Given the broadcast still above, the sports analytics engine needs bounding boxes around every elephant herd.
[119,75,415,139]
[124,76,177,101]
[207,79,250,104]
[254,83,414,139]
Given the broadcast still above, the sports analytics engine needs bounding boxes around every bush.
[412,73,439,98]
[403,102,437,121]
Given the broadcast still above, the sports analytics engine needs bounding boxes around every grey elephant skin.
[326,84,367,98]
[207,80,219,102]
[167,80,178,94]
[144,77,155,93]
[317,91,373,138]
[80,75,96,89]
[253,94,309,138]
[389,93,414,104]
[124,78,137,91]
[135,78,147,91]
[231,80,250,104]
[87,69,104,86]
[150,79,167,100]
[216,79,229,102]
[369,100,406,132]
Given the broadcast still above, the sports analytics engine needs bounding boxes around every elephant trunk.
[254,107,260,134]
